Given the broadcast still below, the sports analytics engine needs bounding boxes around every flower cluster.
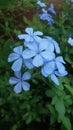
[8,27,68,93]
[37,0,56,25]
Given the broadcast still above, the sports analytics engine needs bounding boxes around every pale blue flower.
[37,0,46,7]
[8,45,34,71]
[23,39,55,67]
[41,56,68,85]
[39,9,54,25]
[18,27,43,42]
[48,3,56,15]
[68,37,73,46]
[8,46,23,71]
[9,71,31,93]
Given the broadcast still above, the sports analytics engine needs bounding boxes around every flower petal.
[68,37,73,46]
[53,40,60,53]
[34,36,42,42]
[12,59,22,71]
[14,71,21,78]
[23,35,32,42]
[37,1,46,7]
[18,34,26,40]
[13,46,23,54]
[24,59,34,69]
[24,41,38,51]
[51,74,59,85]
[44,61,55,74]
[23,49,36,59]
[46,36,60,53]
[48,3,56,15]
[9,77,19,85]
[22,72,31,80]
[39,39,49,51]
[33,55,43,67]
[14,82,22,93]
[55,70,68,76]
[22,81,30,91]
[25,27,33,34]
[34,31,43,36]
[55,56,65,64]
[8,53,19,62]
[56,62,65,74]
[41,51,55,60]
[41,68,49,77]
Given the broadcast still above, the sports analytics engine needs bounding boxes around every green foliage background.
[0,0,73,130]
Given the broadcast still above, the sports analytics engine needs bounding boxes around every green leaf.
[55,99,65,120]
[52,96,65,120]
[47,104,57,125]
[25,114,33,124]
[62,117,71,130]
[45,89,55,97]
[65,84,73,96]
[0,0,16,8]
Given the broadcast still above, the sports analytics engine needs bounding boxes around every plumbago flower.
[37,1,56,26]
[18,27,43,42]
[8,27,68,93]
[41,56,68,85]
[9,71,31,93]
[22,38,55,67]
[8,46,34,71]
[8,46,23,71]
[39,9,54,25]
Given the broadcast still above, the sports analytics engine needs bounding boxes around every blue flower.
[8,46,23,71]
[9,71,31,93]
[41,56,68,85]
[37,0,46,7]
[18,27,43,42]
[8,45,34,71]
[68,37,73,46]
[22,38,55,67]
[48,3,56,15]
[39,9,54,25]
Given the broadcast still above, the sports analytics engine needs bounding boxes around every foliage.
[0,0,73,130]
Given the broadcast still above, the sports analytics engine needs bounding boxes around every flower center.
[36,50,41,55]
